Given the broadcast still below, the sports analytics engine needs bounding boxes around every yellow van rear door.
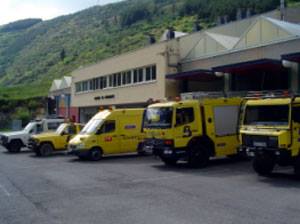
[120,115,140,153]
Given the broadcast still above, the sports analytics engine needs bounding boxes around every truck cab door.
[292,106,300,156]
[174,107,199,148]
[59,125,77,149]
[97,120,120,155]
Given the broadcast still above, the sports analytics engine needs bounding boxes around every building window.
[116,73,121,86]
[89,80,94,91]
[100,77,107,89]
[94,78,99,90]
[109,75,113,87]
[133,69,138,83]
[126,71,132,84]
[75,83,82,92]
[146,67,151,81]
[75,64,156,93]
[151,65,156,80]
[82,81,88,92]
[138,68,144,82]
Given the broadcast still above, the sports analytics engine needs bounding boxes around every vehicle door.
[96,120,120,154]
[59,124,77,150]
[173,106,199,148]
[120,115,140,153]
[292,105,300,156]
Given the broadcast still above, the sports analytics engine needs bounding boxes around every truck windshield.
[24,122,35,133]
[80,119,104,134]
[144,107,173,129]
[244,105,290,126]
[55,124,68,135]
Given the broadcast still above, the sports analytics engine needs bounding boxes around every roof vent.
[166,27,175,40]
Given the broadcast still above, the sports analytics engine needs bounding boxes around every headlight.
[0,135,8,144]
[77,143,85,149]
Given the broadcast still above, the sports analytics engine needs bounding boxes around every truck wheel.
[188,144,209,168]
[253,153,275,176]
[39,143,54,157]
[89,148,102,161]
[161,157,178,166]
[293,156,300,178]
[8,140,22,153]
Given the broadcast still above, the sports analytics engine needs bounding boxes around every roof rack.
[180,91,245,100]
[244,90,297,99]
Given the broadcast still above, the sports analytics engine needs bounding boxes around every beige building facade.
[70,7,300,123]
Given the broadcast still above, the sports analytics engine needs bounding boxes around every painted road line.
[0,184,11,197]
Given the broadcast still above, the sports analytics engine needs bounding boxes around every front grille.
[242,135,278,148]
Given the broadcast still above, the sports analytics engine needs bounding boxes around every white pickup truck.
[0,118,64,153]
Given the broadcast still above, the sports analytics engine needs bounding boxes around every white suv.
[0,118,64,153]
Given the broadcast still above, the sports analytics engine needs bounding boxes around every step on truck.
[28,122,84,157]
[0,118,64,153]
[240,91,300,176]
[68,108,146,161]
[143,92,242,167]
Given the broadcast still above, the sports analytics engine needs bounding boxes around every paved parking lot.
[0,146,300,224]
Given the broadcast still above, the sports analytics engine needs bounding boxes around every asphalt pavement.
[0,146,300,224]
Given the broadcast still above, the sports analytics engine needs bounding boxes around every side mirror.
[95,129,102,135]
[61,131,67,136]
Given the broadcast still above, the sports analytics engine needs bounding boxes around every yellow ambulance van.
[68,109,145,161]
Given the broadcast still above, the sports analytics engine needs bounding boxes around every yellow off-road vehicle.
[68,109,145,161]
[143,92,242,167]
[28,123,83,157]
[240,92,300,176]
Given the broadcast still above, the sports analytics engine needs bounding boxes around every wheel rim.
[91,149,101,160]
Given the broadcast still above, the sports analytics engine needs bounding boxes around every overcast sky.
[0,0,123,25]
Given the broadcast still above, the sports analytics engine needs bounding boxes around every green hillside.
[0,0,296,100]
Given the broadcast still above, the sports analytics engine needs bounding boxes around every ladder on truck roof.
[180,90,299,101]
[180,91,244,100]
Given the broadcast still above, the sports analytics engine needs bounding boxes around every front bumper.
[144,138,186,158]
[68,145,89,157]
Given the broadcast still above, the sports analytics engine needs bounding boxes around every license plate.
[253,142,267,147]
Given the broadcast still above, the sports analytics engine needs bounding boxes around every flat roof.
[213,58,283,73]
[282,52,300,63]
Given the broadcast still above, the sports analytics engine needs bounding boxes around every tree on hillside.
[120,3,152,27]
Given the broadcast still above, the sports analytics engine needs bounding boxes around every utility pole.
[280,0,285,21]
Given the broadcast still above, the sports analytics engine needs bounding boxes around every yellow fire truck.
[143,92,242,167]
[240,91,300,176]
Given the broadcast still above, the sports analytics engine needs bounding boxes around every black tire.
[39,143,54,157]
[161,157,178,166]
[89,148,102,161]
[252,153,275,176]
[7,140,22,153]
[188,144,209,168]
[293,156,300,178]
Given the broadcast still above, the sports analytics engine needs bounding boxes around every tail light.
[164,140,173,146]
